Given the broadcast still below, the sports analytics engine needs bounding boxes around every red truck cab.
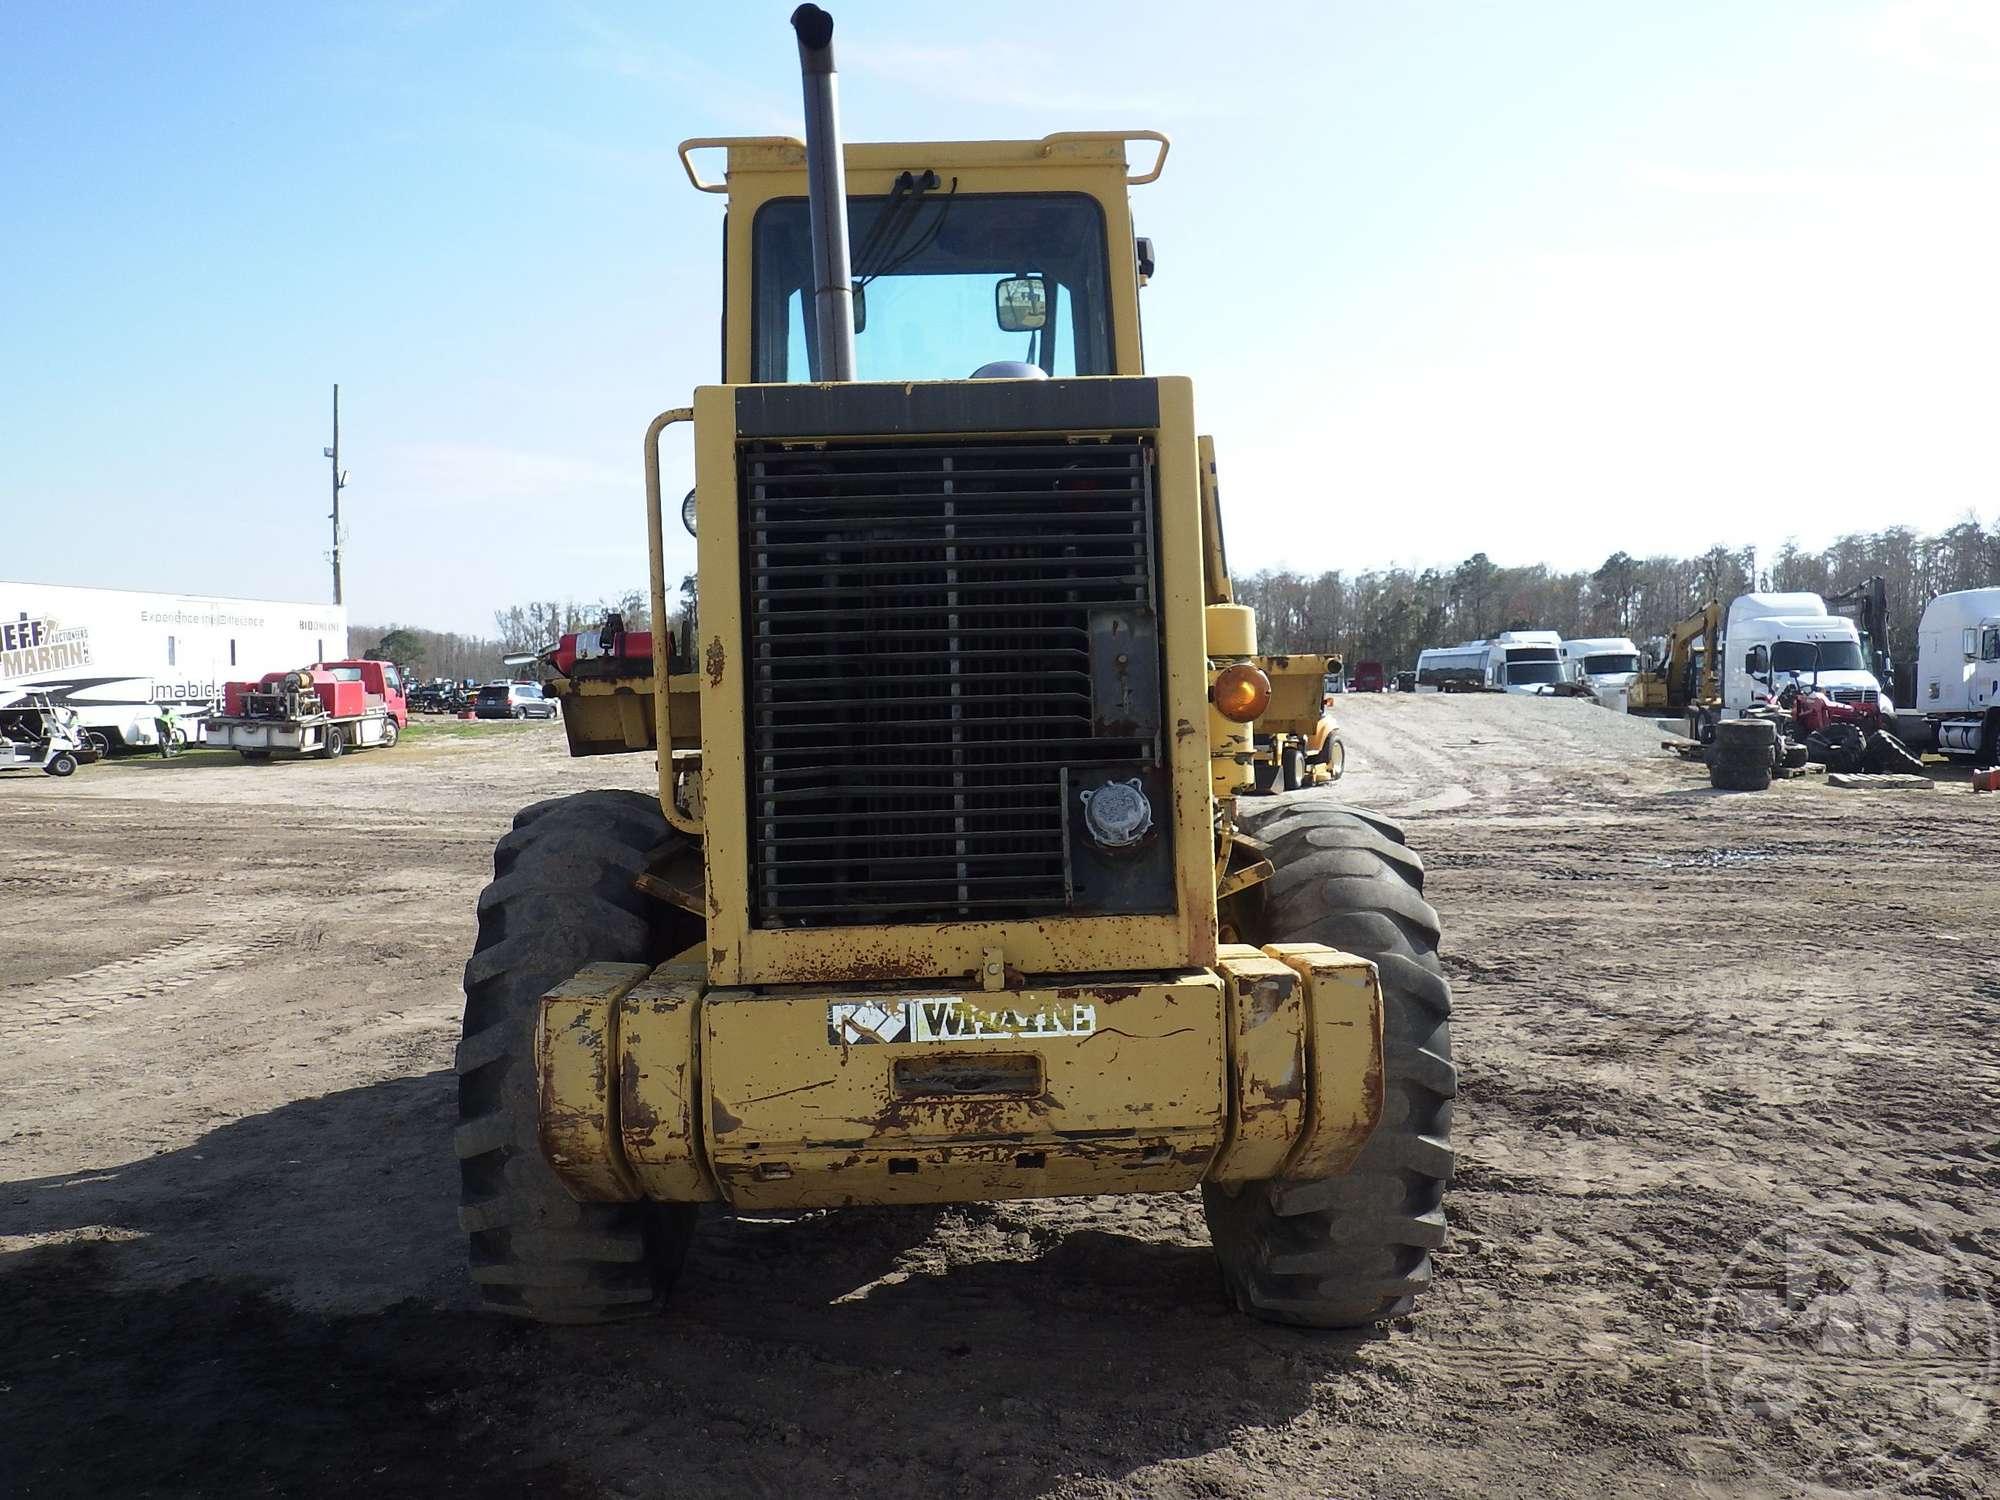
[1352,660,1386,693]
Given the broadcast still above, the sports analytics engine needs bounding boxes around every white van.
[1914,587,2000,761]
[1414,642,1488,692]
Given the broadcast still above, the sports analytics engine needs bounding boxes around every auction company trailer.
[0,581,347,750]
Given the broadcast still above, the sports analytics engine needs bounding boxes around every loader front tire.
[1206,803,1456,1328]
[456,789,699,1323]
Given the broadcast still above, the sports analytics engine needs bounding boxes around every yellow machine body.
[533,132,1387,1214]
[536,946,1383,1210]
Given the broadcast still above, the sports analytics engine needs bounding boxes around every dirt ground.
[2,701,1995,1499]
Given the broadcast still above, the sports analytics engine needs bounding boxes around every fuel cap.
[1080,778,1153,848]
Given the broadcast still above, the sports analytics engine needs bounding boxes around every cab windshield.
[1773,640,1863,674]
[751,191,1113,382]
[1583,653,1640,675]
[1507,661,1563,686]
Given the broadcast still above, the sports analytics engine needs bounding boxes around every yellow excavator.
[1630,602,1719,714]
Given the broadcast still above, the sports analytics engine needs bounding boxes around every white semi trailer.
[0,581,347,750]
[1913,588,2000,762]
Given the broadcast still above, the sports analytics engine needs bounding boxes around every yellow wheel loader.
[456,5,1455,1329]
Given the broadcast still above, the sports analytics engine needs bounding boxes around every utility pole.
[323,384,348,605]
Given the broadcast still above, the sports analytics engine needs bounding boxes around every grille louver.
[743,436,1158,927]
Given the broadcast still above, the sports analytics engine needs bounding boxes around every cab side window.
[1984,628,2000,661]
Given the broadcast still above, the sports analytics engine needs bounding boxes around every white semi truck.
[1488,630,1565,693]
[0,581,347,751]
[1690,592,1886,740]
[1561,637,1642,691]
[1913,587,2000,763]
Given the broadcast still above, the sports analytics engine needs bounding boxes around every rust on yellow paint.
[1207,945,1308,1184]
[1261,942,1385,1179]
[534,961,651,1203]
[618,959,721,1202]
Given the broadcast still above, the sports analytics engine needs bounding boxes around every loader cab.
[686,134,1165,385]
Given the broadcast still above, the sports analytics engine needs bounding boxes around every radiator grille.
[743,436,1158,927]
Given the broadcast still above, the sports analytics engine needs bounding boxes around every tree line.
[1235,517,1999,705]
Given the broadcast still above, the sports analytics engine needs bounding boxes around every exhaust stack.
[790,4,857,381]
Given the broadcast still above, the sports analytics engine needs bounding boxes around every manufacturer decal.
[828,997,1098,1045]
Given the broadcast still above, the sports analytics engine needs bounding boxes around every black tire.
[380,716,400,748]
[318,725,346,760]
[1319,736,1346,783]
[514,706,529,720]
[1281,742,1306,792]
[1782,740,1809,770]
[457,790,699,1323]
[1205,804,1456,1328]
[1807,724,1865,773]
[1709,752,1771,791]
[44,751,77,777]
[1864,729,1923,776]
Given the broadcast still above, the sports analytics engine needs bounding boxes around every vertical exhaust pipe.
[791,4,857,381]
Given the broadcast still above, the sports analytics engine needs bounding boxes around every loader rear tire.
[1206,803,1456,1328]
[456,789,700,1323]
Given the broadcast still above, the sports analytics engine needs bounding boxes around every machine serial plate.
[827,997,1098,1046]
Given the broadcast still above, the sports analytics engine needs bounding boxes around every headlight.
[681,488,697,537]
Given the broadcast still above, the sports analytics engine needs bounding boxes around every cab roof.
[678,131,1169,194]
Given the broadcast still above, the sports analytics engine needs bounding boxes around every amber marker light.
[1211,664,1272,721]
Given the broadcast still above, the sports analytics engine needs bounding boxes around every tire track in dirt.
[0,925,304,1035]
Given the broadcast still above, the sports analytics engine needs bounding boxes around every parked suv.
[475,681,558,720]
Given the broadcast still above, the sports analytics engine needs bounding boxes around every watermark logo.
[1701,1219,1995,1493]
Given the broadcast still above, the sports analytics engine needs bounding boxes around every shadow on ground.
[3,1073,1387,1498]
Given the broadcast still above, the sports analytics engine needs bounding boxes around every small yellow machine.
[457,6,1454,1329]
[1247,655,1344,793]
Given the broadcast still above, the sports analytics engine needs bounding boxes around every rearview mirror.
[995,276,1047,332]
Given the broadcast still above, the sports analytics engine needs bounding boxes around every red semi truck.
[1352,660,1387,693]
[206,660,407,761]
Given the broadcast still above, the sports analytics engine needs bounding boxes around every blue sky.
[4,1,1996,633]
